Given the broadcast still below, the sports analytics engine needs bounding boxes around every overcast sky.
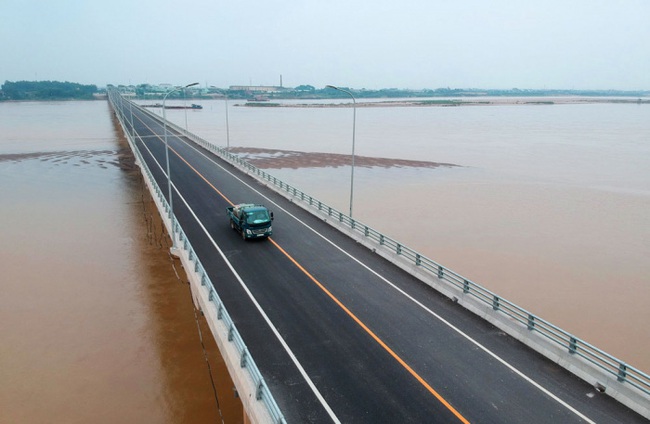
[2,0,649,90]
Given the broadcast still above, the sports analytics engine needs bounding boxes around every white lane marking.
[135,122,342,424]
[172,134,597,424]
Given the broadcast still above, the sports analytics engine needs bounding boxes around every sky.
[2,0,649,91]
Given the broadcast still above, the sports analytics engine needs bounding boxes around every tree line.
[0,80,99,101]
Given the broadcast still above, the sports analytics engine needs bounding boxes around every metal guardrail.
[108,90,287,424]
[112,91,650,406]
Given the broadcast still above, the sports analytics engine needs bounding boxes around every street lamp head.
[326,84,355,101]
[326,84,355,99]
[164,82,199,100]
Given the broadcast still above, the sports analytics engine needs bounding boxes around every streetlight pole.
[163,82,199,250]
[128,96,135,140]
[224,92,230,151]
[326,85,357,218]
[183,88,188,131]
[210,86,231,150]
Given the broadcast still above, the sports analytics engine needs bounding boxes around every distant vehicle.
[226,203,274,240]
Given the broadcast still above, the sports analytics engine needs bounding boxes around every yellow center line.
[268,238,470,424]
[171,145,235,206]
[139,115,469,423]
[131,111,235,206]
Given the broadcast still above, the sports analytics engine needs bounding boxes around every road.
[119,100,647,423]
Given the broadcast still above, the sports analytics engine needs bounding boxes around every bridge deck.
[117,98,648,423]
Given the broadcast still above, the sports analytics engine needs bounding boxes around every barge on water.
[141,103,203,109]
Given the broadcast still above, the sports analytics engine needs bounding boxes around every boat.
[141,103,203,109]
[247,95,270,102]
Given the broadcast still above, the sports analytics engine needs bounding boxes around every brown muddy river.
[0,101,241,423]
[1,98,649,422]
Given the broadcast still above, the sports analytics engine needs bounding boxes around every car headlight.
[246,229,252,234]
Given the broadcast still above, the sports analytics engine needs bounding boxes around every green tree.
[0,80,98,101]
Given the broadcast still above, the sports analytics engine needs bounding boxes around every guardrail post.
[240,348,248,368]
[256,380,265,401]
[437,266,444,279]
[364,226,369,237]
[379,234,385,245]
[209,288,215,301]
[228,324,235,342]
[217,302,224,319]
[463,279,470,293]
[569,336,578,354]
[415,254,421,266]
[492,295,500,311]
[396,244,402,255]
[527,314,535,330]
[618,363,628,382]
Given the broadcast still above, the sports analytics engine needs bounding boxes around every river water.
[0,101,241,423]
[1,98,648,422]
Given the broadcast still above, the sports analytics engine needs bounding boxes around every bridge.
[108,89,649,423]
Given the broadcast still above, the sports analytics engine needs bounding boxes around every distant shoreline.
[238,97,650,108]
[2,95,648,107]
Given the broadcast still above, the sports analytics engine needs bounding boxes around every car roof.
[241,205,267,211]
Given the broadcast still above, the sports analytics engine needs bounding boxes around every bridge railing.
[124,94,650,411]
[108,90,286,424]
[172,219,285,423]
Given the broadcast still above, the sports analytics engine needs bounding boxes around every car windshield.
[246,210,270,224]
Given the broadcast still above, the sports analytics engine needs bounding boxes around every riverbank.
[239,96,650,108]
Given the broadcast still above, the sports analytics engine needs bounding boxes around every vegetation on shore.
[0,80,99,101]
[3,80,648,102]
[259,86,650,101]
[134,84,650,101]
